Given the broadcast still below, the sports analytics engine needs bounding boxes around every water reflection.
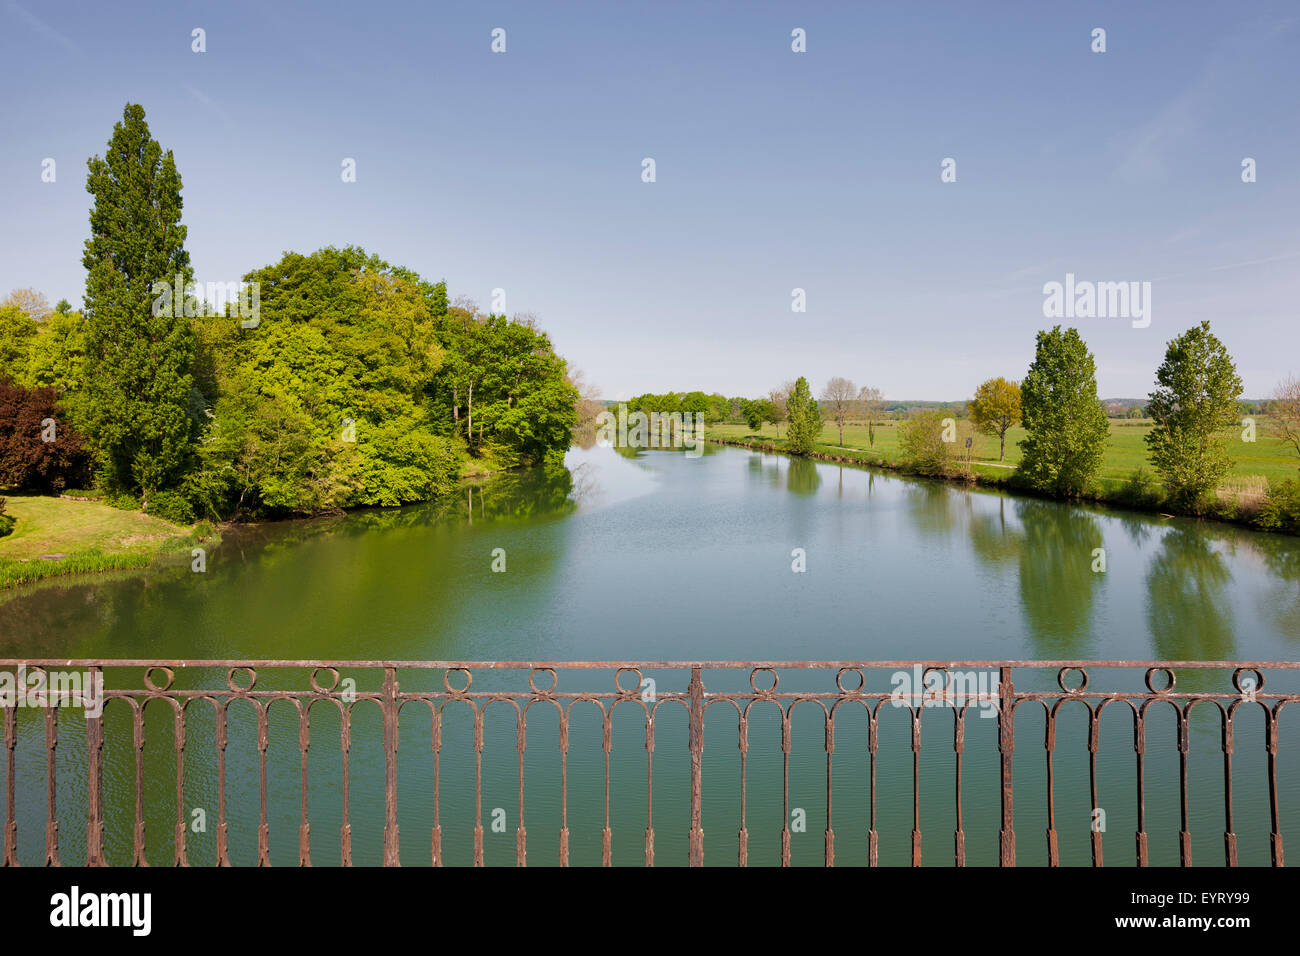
[786,458,821,496]
[902,481,959,537]
[747,453,782,489]
[1014,499,1105,656]
[0,460,580,659]
[1145,527,1235,662]
[968,496,1018,567]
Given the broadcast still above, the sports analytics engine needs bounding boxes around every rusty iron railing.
[0,659,1296,867]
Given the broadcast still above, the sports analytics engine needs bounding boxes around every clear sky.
[2,0,1297,400]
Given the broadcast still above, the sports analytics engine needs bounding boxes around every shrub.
[0,376,92,492]
[898,411,952,475]
[1257,479,1300,535]
[1117,467,1164,508]
[144,489,195,525]
[59,488,103,500]
[0,497,12,538]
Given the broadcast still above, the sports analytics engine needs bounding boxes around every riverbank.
[0,495,219,590]
[704,427,1299,535]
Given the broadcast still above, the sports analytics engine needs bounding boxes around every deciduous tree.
[785,376,822,455]
[1017,327,1109,496]
[1,288,52,322]
[1270,375,1300,469]
[0,376,91,491]
[1145,321,1243,510]
[821,376,856,445]
[857,386,884,448]
[81,103,198,504]
[969,376,1021,461]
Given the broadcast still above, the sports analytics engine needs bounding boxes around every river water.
[2,444,1297,865]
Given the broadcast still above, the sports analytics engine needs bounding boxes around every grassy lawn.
[707,419,1298,488]
[0,495,203,589]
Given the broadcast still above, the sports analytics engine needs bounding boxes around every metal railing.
[1,659,1296,866]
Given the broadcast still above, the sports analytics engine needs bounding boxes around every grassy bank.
[0,495,218,589]
[705,418,1299,530]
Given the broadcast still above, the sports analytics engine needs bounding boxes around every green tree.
[1145,321,1243,511]
[742,398,774,432]
[785,376,822,454]
[191,251,461,516]
[26,309,89,396]
[969,376,1021,461]
[81,103,197,503]
[1017,327,1109,496]
[0,306,37,375]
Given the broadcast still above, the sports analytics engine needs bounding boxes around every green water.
[2,444,1298,865]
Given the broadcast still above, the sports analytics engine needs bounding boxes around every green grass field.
[707,418,1298,489]
[0,496,203,589]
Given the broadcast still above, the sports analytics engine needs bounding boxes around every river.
[2,443,1297,865]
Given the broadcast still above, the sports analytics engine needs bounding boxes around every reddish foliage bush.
[0,376,92,492]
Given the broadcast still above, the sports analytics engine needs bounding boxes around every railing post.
[86,666,105,866]
[688,666,705,866]
[4,700,17,867]
[383,666,401,866]
[998,666,1015,867]
[1266,711,1284,867]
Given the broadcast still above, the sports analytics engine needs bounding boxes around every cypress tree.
[82,103,197,503]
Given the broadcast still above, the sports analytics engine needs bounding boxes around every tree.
[0,376,92,492]
[192,249,464,516]
[1017,327,1109,496]
[743,398,775,432]
[821,376,856,445]
[1270,376,1300,468]
[568,367,604,431]
[858,386,883,447]
[1,288,52,322]
[26,308,89,396]
[969,377,1021,461]
[81,103,198,504]
[1145,321,1244,510]
[898,410,951,474]
[767,384,789,438]
[0,305,37,375]
[785,376,822,454]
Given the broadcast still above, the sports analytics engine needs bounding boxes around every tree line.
[0,104,578,523]
[714,324,1300,531]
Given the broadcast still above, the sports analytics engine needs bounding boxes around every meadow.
[707,417,1297,493]
[0,495,209,589]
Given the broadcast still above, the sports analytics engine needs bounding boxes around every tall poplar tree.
[82,103,197,502]
[1145,321,1243,510]
[1017,327,1109,496]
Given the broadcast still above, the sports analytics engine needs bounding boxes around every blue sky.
[1,0,1297,400]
